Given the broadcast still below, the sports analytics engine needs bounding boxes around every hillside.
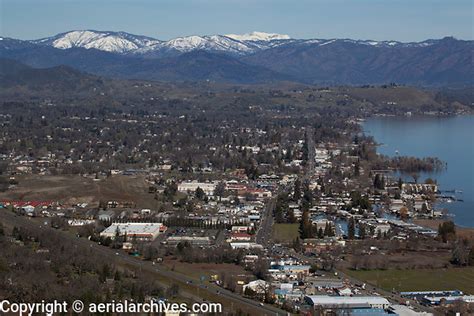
[243,37,473,86]
[0,58,104,94]
[1,31,472,86]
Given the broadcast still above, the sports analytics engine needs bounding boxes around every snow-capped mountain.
[153,35,258,54]
[29,30,440,57]
[31,30,294,55]
[33,30,162,53]
[225,31,290,41]
[1,31,470,86]
[304,38,438,48]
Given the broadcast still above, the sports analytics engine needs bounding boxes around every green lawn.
[272,223,300,243]
[346,267,474,294]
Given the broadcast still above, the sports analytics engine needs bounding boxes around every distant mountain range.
[1,30,472,85]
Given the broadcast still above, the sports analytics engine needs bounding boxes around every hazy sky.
[1,0,473,41]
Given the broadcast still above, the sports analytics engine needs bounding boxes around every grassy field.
[272,223,300,243]
[346,267,474,294]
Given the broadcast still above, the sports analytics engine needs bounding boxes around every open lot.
[272,223,299,243]
[0,174,158,208]
[346,267,474,294]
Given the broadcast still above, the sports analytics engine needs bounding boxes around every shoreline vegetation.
[414,219,474,242]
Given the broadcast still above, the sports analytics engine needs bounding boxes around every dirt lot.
[0,174,159,208]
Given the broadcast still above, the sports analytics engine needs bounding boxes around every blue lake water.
[363,115,474,227]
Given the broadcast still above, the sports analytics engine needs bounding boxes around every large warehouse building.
[304,295,391,310]
[100,222,167,241]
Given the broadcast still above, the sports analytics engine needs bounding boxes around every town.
[0,77,472,315]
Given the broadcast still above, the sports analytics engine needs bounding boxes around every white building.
[100,223,166,241]
[177,181,217,196]
[305,295,390,309]
[243,280,269,294]
[230,242,263,250]
[166,236,211,246]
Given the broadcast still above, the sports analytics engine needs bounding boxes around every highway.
[0,210,287,316]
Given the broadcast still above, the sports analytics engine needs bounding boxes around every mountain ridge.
[5,30,459,56]
[1,30,472,86]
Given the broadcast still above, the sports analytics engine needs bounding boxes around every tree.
[421,202,428,213]
[438,221,456,243]
[300,210,314,239]
[317,227,324,239]
[399,206,409,219]
[354,162,360,177]
[253,259,269,280]
[195,187,205,200]
[374,174,382,190]
[348,218,355,240]
[293,179,301,201]
[214,181,226,200]
[164,181,178,201]
[292,237,302,252]
[323,222,331,237]
[451,239,471,266]
[359,223,366,239]
[244,287,256,298]
[287,209,296,224]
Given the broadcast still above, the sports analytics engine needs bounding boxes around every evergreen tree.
[317,227,324,239]
[359,223,366,239]
[348,218,355,239]
[293,179,302,201]
[195,187,206,200]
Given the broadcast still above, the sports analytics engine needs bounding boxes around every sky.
[1,0,473,41]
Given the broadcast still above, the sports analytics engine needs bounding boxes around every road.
[0,210,287,316]
[256,197,275,247]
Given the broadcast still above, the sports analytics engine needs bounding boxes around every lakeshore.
[364,115,474,227]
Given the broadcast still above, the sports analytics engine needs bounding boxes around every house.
[336,287,352,296]
[98,210,115,221]
[231,225,251,233]
[21,205,36,216]
[243,280,269,294]
[243,188,272,199]
[68,219,95,226]
[230,232,252,241]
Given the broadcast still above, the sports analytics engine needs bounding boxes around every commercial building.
[230,242,263,250]
[304,295,391,310]
[177,181,217,196]
[166,236,211,246]
[100,222,167,241]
